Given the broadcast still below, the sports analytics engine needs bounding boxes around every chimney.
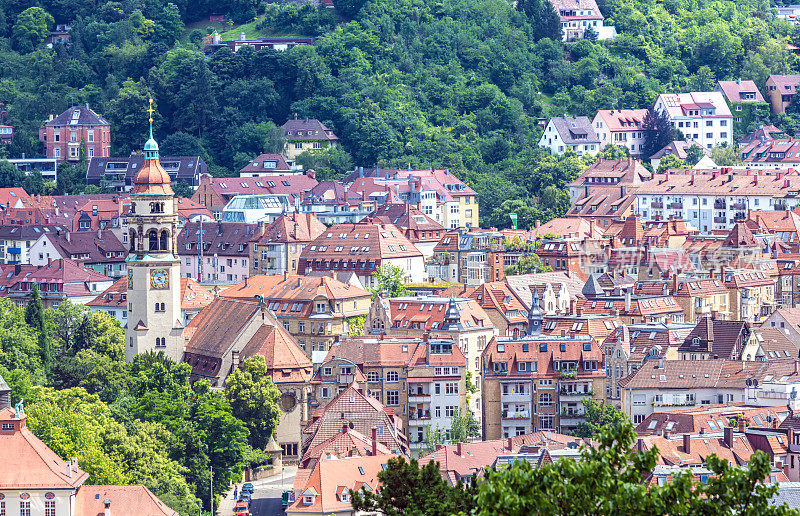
[506,437,513,450]
[789,427,795,446]
[796,359,799,376]
[738,418,746,433]
[372,427,377,456]
[682,434,691,454]
[637,438,644,452]
[65,462,71,477]
[65,231,70,243]
[570,299,576,314]
[283,271,288,281]
[456,442,463,456]
[104,499,111,516]
[71,457,78,472]
[672,274,679,294]
[232,350,240,369]
[343,423,349,434]
[576,306,583,316]
[624,288,631,313]
[724,426,733,448]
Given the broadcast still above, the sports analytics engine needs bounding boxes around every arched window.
[130,202,136,214]
[148,230,158,251]
[129,229,137,252]
[160,230,169,251]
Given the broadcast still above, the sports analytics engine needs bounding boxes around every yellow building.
[220,273,372,365]
[282,116,338,160]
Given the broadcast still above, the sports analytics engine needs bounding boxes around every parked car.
[281,491,293,509]
[234,501,249,513]
[242,482,254,493]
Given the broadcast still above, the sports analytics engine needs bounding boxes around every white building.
[550,0,617,41]
[653,92,733,150]
[619,359,800,424]
[633,168,800,233]
[592,109,650,156]
[539,116,601,157]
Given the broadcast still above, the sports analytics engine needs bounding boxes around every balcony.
[713,216,727,224]
[501,388,532,402]
[558,371,578,380]
[653,399,696,407]
[559,389,594,399]
[650,201,663,209]
[7,247,21,255]
[409,411,432,426]
[667,202,683,210]
[408,391,431,403]
[732,201,746,210]
[502,410,531,420]
[338,374,355,384]
[714,200,727,210]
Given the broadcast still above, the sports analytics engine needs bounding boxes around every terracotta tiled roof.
[287,455,391,514]
[251,213,326,244]
[635,403,789,436]
[87,276,212,311]
[469,282,528,324]
[0,407,89,489]
[482,334,604,378]
[638,432,753,466]
[220,274,370,316]
[505,272,587,308]
[8,258,111,298]
[300,220,423,262]
[594,109,649,132]
[240,323,312,382]
[768,75,800,89]
[717,80,766,103]
[44,229,126,264]
[0,188,29,210]
[371,203,444,233]
[183,298,261,358]
[619,359,800,389]
[75,484,178,516]
[300,425,393,468]
[383,296,491,332]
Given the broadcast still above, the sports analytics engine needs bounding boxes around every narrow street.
[217,466,297,516]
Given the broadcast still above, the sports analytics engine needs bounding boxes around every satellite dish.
[767,415,773,422]
[746,378,752,387]
[753,379,759,388]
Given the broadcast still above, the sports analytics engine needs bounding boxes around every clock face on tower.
[150,269,169,289]
[128,268,133,289]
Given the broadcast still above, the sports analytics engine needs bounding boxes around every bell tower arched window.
[160,230,169,251]
[148,230,158,251]
[129,229,137,252]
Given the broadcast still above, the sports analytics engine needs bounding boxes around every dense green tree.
[476,422,796,515]
[12,7,54,53]
[223,355,281,450]
[642,108,675,159]
[351,456,478,516]
[369,264,409,298]
[684,145,703,167]
[505,254,551,275]
[656,154,683,175]
[572,398,628,438]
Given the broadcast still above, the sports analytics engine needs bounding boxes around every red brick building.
[39,105,111,164]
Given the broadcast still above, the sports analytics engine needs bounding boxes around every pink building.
[177,221,256,283]
[39,105,111,164]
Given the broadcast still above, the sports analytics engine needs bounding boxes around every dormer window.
[303,496,314,505]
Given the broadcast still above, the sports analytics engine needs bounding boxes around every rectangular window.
[19,502,30,516]
[386,390,399,406]
[445,382,458,395]
[44,502,55,516]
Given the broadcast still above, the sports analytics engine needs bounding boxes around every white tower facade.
[125,102,183,363]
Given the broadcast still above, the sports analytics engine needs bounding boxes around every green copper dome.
[144,136,159,160]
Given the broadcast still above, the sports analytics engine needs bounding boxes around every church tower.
[125,100,183,363]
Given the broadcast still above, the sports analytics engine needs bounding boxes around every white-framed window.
[386,390,399,406]
[44,501,55,516]
[386,371,399,382]
[54,147,61,158]
[445,382,458,395]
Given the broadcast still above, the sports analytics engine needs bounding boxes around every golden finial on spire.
[147,98,154,139]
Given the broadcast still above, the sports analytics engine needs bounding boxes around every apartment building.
[766,75,800,115]
[371,202,445,258]
[468,281,530,337]
[249,213,326,276]
[311,335,467,455]
[653,92,733,149]
[0,224,68,264]
[298,220,426,287]
[741,138,800,169]
[4,258,113,308]
[191,172,318,218]
[428,228,511,285]
[602,323,694,407]
[39,105,111,164]
[220,273,372,363]
[633,169,800,233]
[481,332,606,438]
[539,116,600,157]
[619,358,800,424]
[592,109,649,156]
[367,295,495,420]
[671,275,731,322]
[177,221,256,283]
[29,229,126,278]
[346,168,479,229]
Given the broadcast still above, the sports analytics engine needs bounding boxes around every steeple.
[443,298,462,331]
[527,287,542,336]
[144,98,159,160]
[132,98,172,196]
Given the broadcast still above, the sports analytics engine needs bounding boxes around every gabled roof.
[251,213,327,244]
[42,229,126,264]
[300,425,393,467]
[371,203,444,232]
[300,220,423,261]
[220,273,370,308]
[716,80,766,103]
[594,109,649,132]
[548,116,600,144]
[178,221,258,257]
[0,407,90,489]
[183,298,261,358]
[677,317,748,359]
[240,323,312,383]
[75,485,178,516]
